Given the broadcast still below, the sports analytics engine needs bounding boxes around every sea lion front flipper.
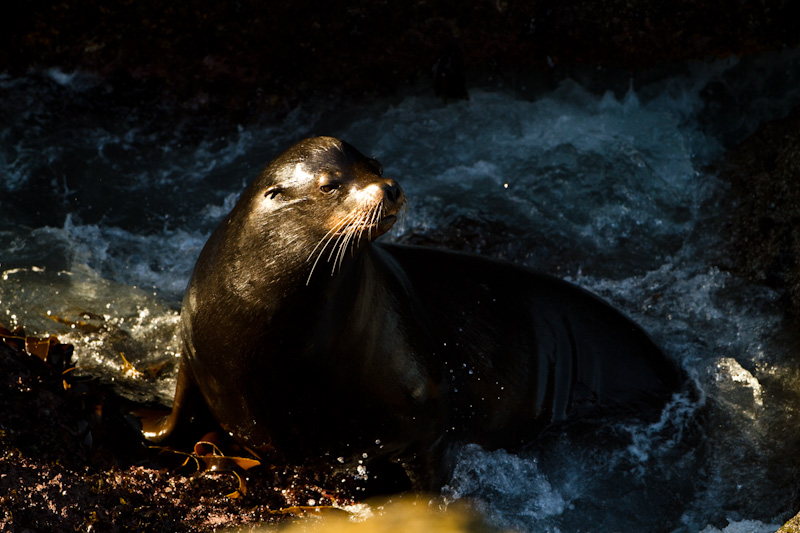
[139,356,206,443]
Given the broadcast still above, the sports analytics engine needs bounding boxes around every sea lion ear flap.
[264,185,283,200]
[368,158,383,176]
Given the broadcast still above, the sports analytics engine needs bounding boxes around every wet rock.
[3,1,799,116]
[780,511,800,532]
[0,326,357,531]
[719,105,800,312]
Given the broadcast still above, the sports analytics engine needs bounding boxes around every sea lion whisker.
[335,204,372,273]
[308,217,349,262]
[307,215,350,263]
[316,205,368,279]
[306,211,360,284]
[370,201,382,226]
[333,236,351,275]
[370,202,383,236]
[331,228,351,276]
[306,244,333,285]
[327,208,363,262]
[366,200,382,232]
[356,202,379,247]
[333,230,356,275]
[351,201,378,246]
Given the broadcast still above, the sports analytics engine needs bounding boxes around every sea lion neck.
[202,205,383,317]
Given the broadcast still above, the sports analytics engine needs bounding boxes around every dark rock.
[719,105,800,312]
[0,326,357,531]
[3,1,799,117]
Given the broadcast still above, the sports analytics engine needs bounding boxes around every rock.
[719,105,800,312]
[779,511,800,532]
[3,1,799,115]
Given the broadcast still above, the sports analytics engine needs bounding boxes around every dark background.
[4,0,800,118]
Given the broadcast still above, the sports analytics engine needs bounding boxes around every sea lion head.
[238,136,405,282]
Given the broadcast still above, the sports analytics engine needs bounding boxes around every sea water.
[3,49,800,532]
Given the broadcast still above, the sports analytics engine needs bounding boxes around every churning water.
[3,48,800,532]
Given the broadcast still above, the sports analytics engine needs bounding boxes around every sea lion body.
[144,137,682,490]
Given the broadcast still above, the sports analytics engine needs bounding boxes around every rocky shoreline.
[0,324,361,531]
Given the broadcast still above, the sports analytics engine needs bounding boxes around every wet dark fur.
[143,137,684,491]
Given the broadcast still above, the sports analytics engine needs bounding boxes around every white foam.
[699,519,781,533]
[443,444,567,530]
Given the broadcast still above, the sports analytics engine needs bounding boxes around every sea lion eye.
[320,182,340,194]
[265,186,283,199]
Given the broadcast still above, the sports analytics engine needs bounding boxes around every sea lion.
[143,136,683,491]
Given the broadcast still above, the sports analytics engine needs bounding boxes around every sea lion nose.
[383,179,403,204]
